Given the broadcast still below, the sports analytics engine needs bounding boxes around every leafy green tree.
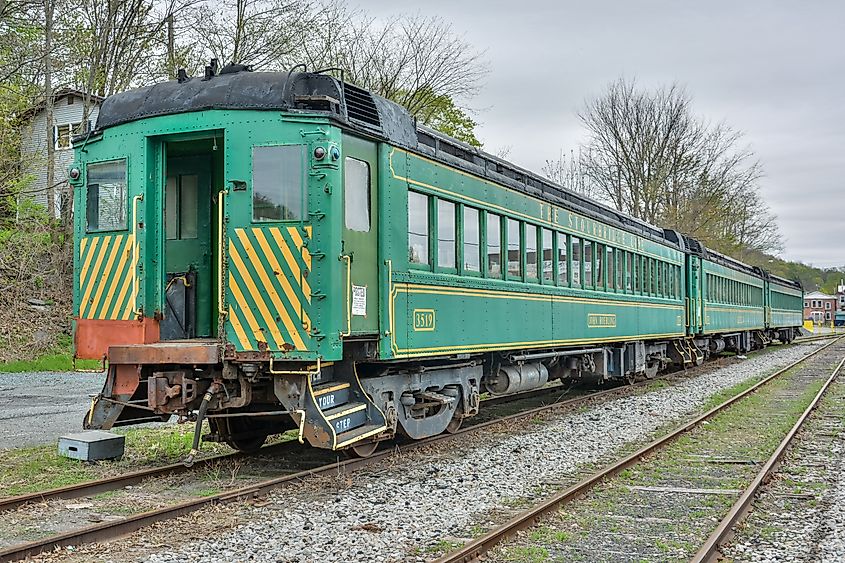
[414,90,482,147]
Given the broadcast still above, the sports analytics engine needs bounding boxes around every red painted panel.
[74,318,160,360]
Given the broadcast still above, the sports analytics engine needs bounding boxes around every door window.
[344,157,370,232]
[252,145,305,221]
[165,174,198,240]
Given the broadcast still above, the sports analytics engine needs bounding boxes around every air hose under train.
[184,382,222,467]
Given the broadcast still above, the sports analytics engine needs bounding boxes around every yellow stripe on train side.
[229,242,287,349]
[238,230,307,350]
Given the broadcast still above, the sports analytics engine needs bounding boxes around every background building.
[19,89,103,217]
[803,290,838,323]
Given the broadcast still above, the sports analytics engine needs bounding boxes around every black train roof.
[93,67,692,252]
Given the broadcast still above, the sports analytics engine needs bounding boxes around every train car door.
[686,255,703,334]
[163,154,213,338]
[341,135,379,335]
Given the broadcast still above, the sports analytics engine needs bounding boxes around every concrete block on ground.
[58,430,125,461]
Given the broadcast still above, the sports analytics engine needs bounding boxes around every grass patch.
[0,335,100,372]
[501,545,549,562]
[0,423,233,497]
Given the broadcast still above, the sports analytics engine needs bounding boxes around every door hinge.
[309,210,326,220]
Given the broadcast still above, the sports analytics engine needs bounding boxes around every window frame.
[407,190,431,269]
[505,217,522,281]
[251,143,307,223]
[85,157,130,233]
[484,211,503,279]
[461,204,481,276]
[435,197,457,273]
[541,228,554,285]
[524,223,539,282]
[343,156,371,233]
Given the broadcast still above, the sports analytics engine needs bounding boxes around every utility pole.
[44,0,56,220]
[167,12,175,78]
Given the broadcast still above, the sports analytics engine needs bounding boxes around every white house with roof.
[19,88,104,217]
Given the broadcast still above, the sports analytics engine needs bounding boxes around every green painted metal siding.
[378,147,685,359]
[73,111,346,361]
[768,280,803,328]
[700,259,765,333]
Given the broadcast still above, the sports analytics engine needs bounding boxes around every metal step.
[312,382,351,411]
[322,402,368,435]
[335,423,386,449]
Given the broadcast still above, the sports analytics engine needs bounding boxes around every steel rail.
[434,336,844,563]
[0,380,592,514]
[691,354,845,562]
[0,369,681,562]
[0,339,819,562]
[0,441,295,513]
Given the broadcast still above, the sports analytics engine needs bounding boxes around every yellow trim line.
[336,425,387,449]
[313,383,350,396]
[324,403,367,421]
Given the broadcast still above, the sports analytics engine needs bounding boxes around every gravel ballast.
[133,344,821,563]
[722,365,845,563]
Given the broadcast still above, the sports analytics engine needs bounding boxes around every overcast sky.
[356,0,844,268]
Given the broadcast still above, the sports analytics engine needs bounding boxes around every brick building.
[804,291,838,323]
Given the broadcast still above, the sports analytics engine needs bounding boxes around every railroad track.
[0,340,823,562]
[435,336,845,563]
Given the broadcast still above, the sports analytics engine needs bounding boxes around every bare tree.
[297,5,488,120]
[186,0,313,71]
[577,78,782,255]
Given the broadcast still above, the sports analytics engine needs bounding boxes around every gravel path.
[722,366,845,563]
[128,344,819,563]
[0,371,104,449]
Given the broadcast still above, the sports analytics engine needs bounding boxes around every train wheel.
[212,417,268,453]
[348,440,379,458]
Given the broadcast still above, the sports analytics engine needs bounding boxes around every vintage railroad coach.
[73,65,803,457]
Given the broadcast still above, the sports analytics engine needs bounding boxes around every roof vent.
[343,83,381,128]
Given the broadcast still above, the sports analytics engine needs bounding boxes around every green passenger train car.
[73,66,802,456]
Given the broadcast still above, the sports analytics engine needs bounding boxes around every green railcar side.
[377,147,687,359]
[699,258,766,334]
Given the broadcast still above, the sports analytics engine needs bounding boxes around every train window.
[626,252,633,292]
[606,247,615,290]
[86,159,127,232]
[165,174,198,240]
[595,244,605,289]
[557,233,568,286]
[344,157,370,232]
[437,199,456,269]
[507,218,522,278]
[463,206,480,272]
[252,145,305,221]
[487,213,501,278]
[525,224,538,280]
[571,238,581,287]
[675,266,681,298]
[408,191,429,266]
[542,229,553,283]
[583,240,593,288]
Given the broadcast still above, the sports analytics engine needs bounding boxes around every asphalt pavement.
[0,371,104,449]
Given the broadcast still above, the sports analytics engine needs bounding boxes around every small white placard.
[352,285,367,316]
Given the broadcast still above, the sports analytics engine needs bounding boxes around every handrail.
[131,194,143,316]
[340,254,352,337]
[217,188,228,316]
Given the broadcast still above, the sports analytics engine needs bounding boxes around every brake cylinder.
[485,363,549,395]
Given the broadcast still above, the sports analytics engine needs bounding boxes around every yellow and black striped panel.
[77,234,137,320]
[226,226,312,352]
